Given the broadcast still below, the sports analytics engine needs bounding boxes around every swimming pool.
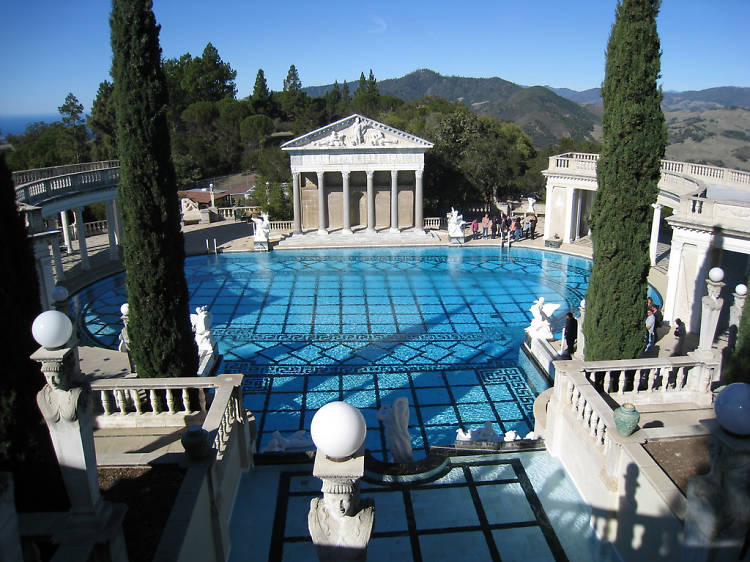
[72,246,593,459]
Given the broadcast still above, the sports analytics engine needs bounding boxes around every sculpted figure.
[251,212,271,242]
[190,306,217,353]
[447,207,466,238]
[377,397,413,463]
[526,297,560,340]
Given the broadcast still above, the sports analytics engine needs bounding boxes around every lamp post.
[308,401,374,561]
[30,311,127,559]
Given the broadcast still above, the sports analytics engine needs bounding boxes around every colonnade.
[290,168,425,235]
[56,198,123,271]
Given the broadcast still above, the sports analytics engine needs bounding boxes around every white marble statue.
[252,212,271,242]
[190,306,217,353]
[456,422,501,442]
[526,297,560,340]
[377,397,413,463]
[262,430,315,453]
[525,197,537,215]
[447,207,466,238]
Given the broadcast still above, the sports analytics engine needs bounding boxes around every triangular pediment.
[281,114,433,151]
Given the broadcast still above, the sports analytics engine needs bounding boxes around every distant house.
[178,188,231,207]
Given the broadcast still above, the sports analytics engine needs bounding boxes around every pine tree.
[283,64,301,93]
[0,154,67,511]
[110,0,198,378]
[583,0,667,360]
[367,69,378,96]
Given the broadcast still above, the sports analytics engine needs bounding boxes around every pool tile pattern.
[262,457,568,562]
[71,248,595,459]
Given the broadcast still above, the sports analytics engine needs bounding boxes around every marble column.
[342,171,352,235]
[73,207,90,270]
[650,203,662,266]
[51,233,65,282]
[292,172,302,234]
[563,187,576,243]
[366,171,375,234]
[317,171,327,235]
[542,184,554,241]
[112,199,123,245]
[105,200,119,261]
[60,211,73,254]
[414,170,424,234]
[389,170,399,233]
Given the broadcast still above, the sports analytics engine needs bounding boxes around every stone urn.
[181,425,212,460]
[714,382,750,436]
[613,403,640,437]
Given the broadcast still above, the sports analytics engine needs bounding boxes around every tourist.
[529,215,537,239]
[481,214,490,239]
[522,216,531,239]
[651,303,663,335]
[644,308,656,353]
[500,213,508,242]
[646,296,654,311]
[514,217,522,242]
[491,216,498,239]
[471,218,478,240]
[563,312,578,357]
[672,318,686,356]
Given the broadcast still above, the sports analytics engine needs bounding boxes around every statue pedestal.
[450,235,465,245]
[308,449,374,561]
[254,240,269,252]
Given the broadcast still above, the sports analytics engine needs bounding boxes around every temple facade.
[281,114,433,235]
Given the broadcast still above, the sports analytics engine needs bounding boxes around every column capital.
[652,202,663,210]
[342,170,350,179]
[316,170,325,180]
[415,169,423,179]
[366,170,374,179]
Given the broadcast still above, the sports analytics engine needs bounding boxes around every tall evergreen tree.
[0,154,67,511]
[366,69,378,96]
[110,0,198,378]
[583,0,667,360]
[724,273,750,383]
[282,64,302,93]
[251,68,271,114]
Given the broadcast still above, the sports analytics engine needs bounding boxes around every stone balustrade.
[90,373,246,460]
[70,219,109,240]
[15,168,121,206]
[679,195,750,231]
[423,217,444,229]
[11,160,120,186]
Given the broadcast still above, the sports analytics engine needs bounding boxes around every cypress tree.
[583,0,667,360]
[724,274,750,383]
[0,154,67,511]
[110,0,198,378]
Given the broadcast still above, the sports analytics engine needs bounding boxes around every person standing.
[672,318,686,356]
[481,213,490,239]
[529,215,538,239]
[471,218,478,240]
[644,308,656,353]
[563,312,578,357]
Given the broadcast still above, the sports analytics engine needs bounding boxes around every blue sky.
[1,0,748,116]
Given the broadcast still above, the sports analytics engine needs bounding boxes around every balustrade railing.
[71,220,109,240]
[269,220,293,231]
[90,373,246,459]
[12,160,120,187]
[424,217,444,229]
[16,168,120,205]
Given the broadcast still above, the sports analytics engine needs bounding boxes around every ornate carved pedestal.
[308,449,374,561]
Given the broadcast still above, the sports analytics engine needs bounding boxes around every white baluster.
[589,412,599,437]
[101,390,113,415]
[617,372,625,394]
[149,389,159,413]
[647,368,657,392]
[199,389,207,413]
[596,417,606,446]
[131,389,143,415]
[115,390,127,414]
[182,388,190,413]
[166,389,176,414]
[676,367,687,391]
[604,371,611,393]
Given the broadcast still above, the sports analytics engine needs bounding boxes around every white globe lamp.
[708,267,724,283]
[32,310,73,350]
[714,383,750,436]
[310,401,366,460]
[120,303,129,316]
[736,284,747,296]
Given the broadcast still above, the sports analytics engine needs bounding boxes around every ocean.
[0,114,61,138]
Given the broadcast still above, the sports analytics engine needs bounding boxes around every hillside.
[304,69,600,148]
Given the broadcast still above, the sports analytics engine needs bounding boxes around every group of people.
[469,212,538,243]
[644,297,687,355]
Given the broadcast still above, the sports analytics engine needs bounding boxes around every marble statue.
[447,207,466,242]
[376,397,413,463]
[262,430,315,453]
[190,306,217,354]
[526,297,560,340]
[252,212,271,242]
[456,422,501,442]
[180,197,201,224]
[525,197,537,215]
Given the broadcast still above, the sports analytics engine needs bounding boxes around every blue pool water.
[72,246,595,459]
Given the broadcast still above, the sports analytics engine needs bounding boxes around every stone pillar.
[414,170,424,234]
[389,170,399,233]
[50,232,65,282]
[73,207,90,270]
[308,449,374,561]
[32,236,56,310]
[728,286,747,353]
[31,335,128,560]
[105,200,119,261]
[112,198,123,245]
[342,171,352,235]
[574,299,586,360]
[696,274,725,356]
[366,171,375,234]
[542,183,554,241]
[292,172,302,234]
[317,171,327,235]
[563,187,576,243]
[60,211,73,254]
[650,203,662,267]
[663,236,685,323]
